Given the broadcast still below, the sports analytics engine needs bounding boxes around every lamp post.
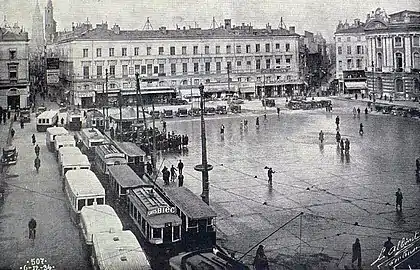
[372,61,375,104]
[118,90,123,141]
[194,83,212,205]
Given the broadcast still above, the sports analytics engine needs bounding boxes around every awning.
[345,82,367,90]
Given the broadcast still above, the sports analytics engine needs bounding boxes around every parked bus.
[37,110,59,132]
[108,165,149,202]
[64,169,105,224]
[77,128,106,160]
[67,109,83,131]
[45,127,68,151]
[61,153,90,177]
[54,135,75,154]
[94,144,127,176]
[114,142,146,176]
[86,109,105,132]
[58,146,82,164]
[90,230,151,270]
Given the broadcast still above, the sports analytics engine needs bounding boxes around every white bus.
[61,153,90,177]
[45,127,68,151]
[80,204,123,247]
[54,135,76,154]
[58,146,82,165]
[64,169,105,224]
[91,230,151,270]
[37,110,59,132]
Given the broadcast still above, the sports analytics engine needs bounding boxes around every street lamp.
[372,61,375,103]
[194,83,213,205]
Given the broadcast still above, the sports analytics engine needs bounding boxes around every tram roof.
[46,126,68,136]
[96,144,125,158]
[80,128,105,139]
[62,154,90,166]
[80,205,123,240]
[66,169,104,196]
[115,142,146,158]
[163,187,217,219]
[93,230,150,270]
[37,110,58,118]
[108,165,146,188]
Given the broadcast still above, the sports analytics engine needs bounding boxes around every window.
[216,62,221,73]
[109,65,115,77]
[347,37,351,42]
[135,65,140,74]
[337,46,342,55]
[347,59,352,69]
[122,65,128,77]
[8,64,17,81]
[247,61,251,66]
[347,46,351,54]
[194,63,199,74]
[159,64,164,74]
[265,43,270,52]
[122,48,127,56]
[139,65,145,74]
[414,36,420,47]
[146,46,151,55]
[134,47,139,56]
[194,79,199,85]
[129,67,134,75]
[205,62,210,74]
[147,64,152,75]
[356,45,363,55]
[226,45,231,54]
[83,66,89,79]
[237,61,241,67]
[337,37,341,42]
[87,198,94,206]
[182,63,188,74]
[276,58,281,65]
[395,37,402,47]
[158,47,164,55]
[173,225,180,241]
[96,66,102,77]
[256,59,261,70]
[171,63,176,75]
[109,48,114,57]
[77,199,86,211]
[236,45,241,54]
[141,217,146,232]
[414,52,420,69]
[188,218,198,232]
[275,43,280,50]
[193,46,198,55]
[227,61,231,71]
[245,45,251,53]
[170,46,175,55]
[285,43,290,52]
[215,46,220,54]
[152,228,161,239]
[377,37,382,48]
[96,48,102,57]
[9,49,17,60]
[285,58,291,64]
[110,83,116,89]
[96,197,104,205]
[377,53,383,70]
[395,52,403,71]
[153,66,158,74]
[182,46,187,55]
[266,59,270,69]
[356,59,362,69]
[83,49,88,57]
[205,45,209,54]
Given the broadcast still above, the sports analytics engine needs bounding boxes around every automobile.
[215,105,227,114]
[20,108,31,123]
[175,108,188,117]
[1,145,18,165]
[262,99,276,107]
[230,97,244,104]
[169,98,188,105]
[163,109,174,118]
[35,106,47,117]
[188,108,201,117]
[229,104,241,113]
[149,110,160,119]
[205,107,216,115]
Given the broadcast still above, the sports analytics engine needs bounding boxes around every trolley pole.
[118,91,123,141]
[105,69,109,130]
[151,100,157,174]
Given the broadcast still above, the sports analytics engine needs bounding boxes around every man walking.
[177,160,184,175]
[28,218,37,239]
[267,167,275,185]
[32,134,36,145]
[383,237,394,258]
[146,161,153,176]
[34,157,41,173]
[395,188,403,211]
[352,238,362,269]
[335,116,340,130]
[178,174,184,187]
[34,144,40,157]
[170,165,177,182]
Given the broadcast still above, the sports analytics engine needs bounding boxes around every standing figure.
[395,188,403,211]
[345,139,350,153]
[244,119,248,128]
[20,118,24,129]
[357,107,361,116]
[28,218,37,239]
[336,131,341,144]
[177,160,184,175]
[11,128,15,138]
[352,238,362,269]
[163,121,167,133]
[34,157,41,173]
[32,134,36,145]
[277,107,280,116]
[263,113,267,121]
[256,117,260,128]
[267,167,275,185]
[365,108,368,114]
[61,118,64,126]
[220,124,225,135]
[253,245,269,270]
[383,237,394,258]
[353,107,357,117]
[359,123,364,135]
[170,165,177,182]
[319,130,324,143]
[146,161,153,175]
[34,144,40,157]
[178,174,184,187]
[335,116,340,129]
[162,166,170,185]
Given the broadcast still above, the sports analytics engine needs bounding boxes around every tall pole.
[135,73,148,130]
[151,100,157,174]
[136,73,140,123]
[105,68,108,130]
[227,65,231,93]
[118,91,122,141]
[263,75,267,112]
[372,61,375,104]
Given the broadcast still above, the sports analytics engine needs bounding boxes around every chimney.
[112,24,120,34]
[224,19,231,30]
[266,23,271,31]
[289,26,295,34]
[72,22,75,31]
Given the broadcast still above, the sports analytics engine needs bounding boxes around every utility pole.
[135,73,148,127]
[151,100,157,174]
[118,90,123,141]
[263,74,267,113]
[105,68,109,130]
[227,65,231,93]
[372,61,375,104]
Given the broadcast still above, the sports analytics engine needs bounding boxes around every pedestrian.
[352,238,362,269]
[253,245,269,270]
[146,161,152,175]
[178,174,184,187]
[34,144,40,157]
[335,116,340,129]
[220,124,225,135]
[256,117,260,127]
[177,160,184,175]
[277,107,280,115]
[32,134,36,145]
[162,166,169,185]
[244,119,248,128]
[357,107,361,116]
[170,165,177,182]
[365,107,368,114]
[355,93,358,100]
[264,113,267,121]
[11,128,15,138]
[345,138,350,153]
[34,157,41,173]
[395,188,403,211]
[28,218,37,239]
[60,118,64,126]
[163,121,167,133]
[267,167,275,185]
[20,118,24,129]
[336,131,341,143]
[353,107,357,117]
[319,130,324,143]
[13,113,17,122]
[359,123,364,135]
[416,158,420,173]
[383,237,394,258]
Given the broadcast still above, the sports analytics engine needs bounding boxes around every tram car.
[163,187,217,251]
[36,110,58,132]
[94,144,127,176]
[90,230,151,270]
[114,141,146,176]
[66,109,83,131]
[64,169,105,224]
[86,109,105,132]
[45,127,69,152]
[77,128,106,160]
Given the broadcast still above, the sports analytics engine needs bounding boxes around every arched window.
[413,52,420,70]
[395,79,404,92]
[182,80,188,85]
[395,53,403,72]
[377,53,383,70]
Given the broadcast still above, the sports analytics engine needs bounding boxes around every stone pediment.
[365,20,388,30]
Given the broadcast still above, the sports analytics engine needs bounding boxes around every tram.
[86,109,105,132]
[54,134,76,154]
[58,146,82,164]
[90,230,151,270]
[45,127,69,151]
[114,141,146,176]
[67,109,83,131]
[77,128,106,160]
[64,169,105,224]
[163,187,217,251]
[108,165,150,202]
[36,110,58,132]
[94,144,127,175]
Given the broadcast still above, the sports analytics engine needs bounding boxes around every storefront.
[73,90,95,108]
[0,86,29,110]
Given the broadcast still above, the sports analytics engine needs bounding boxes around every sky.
[1,0,419,42]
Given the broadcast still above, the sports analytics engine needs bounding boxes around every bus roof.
[58,146,82,156]
[62,154,90,167]
[55,135,75,143]
[93,230,151,270]
[108,165,147,189]
[163,187,217,219]
[46,126,68,136]
[80,128,105,140]
[65,169,104,196]
[37,110,58,119]
[115,142,146,158]
[80,205,123,240]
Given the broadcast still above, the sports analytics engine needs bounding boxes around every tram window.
[87,198,94,206]
[181,213,186,227]
[78,199,86,211]
[134,210,138,221]
[207,218,214,232]
[173,225,180,241]
[176,207,180,216]
[137,212,142,224]
[128,157,134,164]
[96,197,104,205]
[141,218,146,232]
[152,228,162,239]
[187,218,198,233]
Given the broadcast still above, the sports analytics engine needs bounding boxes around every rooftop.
[108,164,146,188]
[115,142,146,158]
[65,169,104,196]
[0,23,29,42]
[46,126,69,136]
[62,154,90,167]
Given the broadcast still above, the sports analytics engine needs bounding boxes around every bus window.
[207,218,214,232]
[46,119,49,124]
[173,225,180,241]
[141,217,146,232]
[87,198,94,206]
[188,218,198,233]
[78,199,86,211]
[152,228,162,239]
[96,197,104,205]
[128,157,134,164]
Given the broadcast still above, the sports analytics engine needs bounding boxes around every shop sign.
[147,206,175,216]
[47,70,59,84]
